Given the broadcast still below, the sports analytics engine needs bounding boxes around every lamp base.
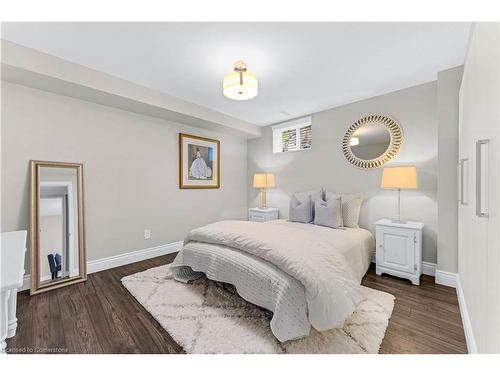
[259,189,267,209]
[394,189,406,223]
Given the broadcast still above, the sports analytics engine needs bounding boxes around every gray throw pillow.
[314,195,342,228]
[299,189,323,216]
[289,193,313,223]
[324,191,342,225]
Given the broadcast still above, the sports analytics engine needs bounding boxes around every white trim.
[456,275,477,354]
[20,275,30,292]
[422,261,436,276]
[19,241,183,292]
[87,241,182,274]
[435,269,458,288]
[66,183,76,277]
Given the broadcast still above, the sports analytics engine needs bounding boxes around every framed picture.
[179,133,220,189]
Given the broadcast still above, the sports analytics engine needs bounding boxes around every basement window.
[272,116,312,153]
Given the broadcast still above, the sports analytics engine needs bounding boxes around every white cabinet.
[248,207,279,222]
[375,219,424,285]
[1,230,27,353]
[457,24,500,352]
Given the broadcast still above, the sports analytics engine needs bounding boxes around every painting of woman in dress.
[188,146,213,180]
[179,133,220,189]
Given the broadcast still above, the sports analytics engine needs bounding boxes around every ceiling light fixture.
[223,60,258,100]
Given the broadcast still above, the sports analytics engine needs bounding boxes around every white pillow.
[341,193,363,228]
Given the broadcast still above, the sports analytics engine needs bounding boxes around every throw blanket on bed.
[183,220,364,331]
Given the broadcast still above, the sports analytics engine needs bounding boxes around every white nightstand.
[248,207,279,222]
[375,219,424,285]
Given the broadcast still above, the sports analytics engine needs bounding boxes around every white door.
[459,80,490,351]
[458,26,498,351]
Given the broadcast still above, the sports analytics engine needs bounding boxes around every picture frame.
[179,133,220,189]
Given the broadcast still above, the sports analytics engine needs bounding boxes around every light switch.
[144,229,151,240]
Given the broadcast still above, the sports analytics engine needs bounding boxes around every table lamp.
[380,166,418,223]
[253,173,275,209]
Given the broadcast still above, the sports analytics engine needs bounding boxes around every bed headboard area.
[247,81,437,265]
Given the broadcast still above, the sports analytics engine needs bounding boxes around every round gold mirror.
[342,114,403,169]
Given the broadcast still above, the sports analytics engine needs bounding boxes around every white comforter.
[181,220,372,331]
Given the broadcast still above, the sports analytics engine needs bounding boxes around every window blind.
[281,128,297,152]
[272,118,312,153]
[299,125,312,150]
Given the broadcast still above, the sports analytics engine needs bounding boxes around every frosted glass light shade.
[223,70,258,100]
[381,166,418,189]
[253,173,275,188]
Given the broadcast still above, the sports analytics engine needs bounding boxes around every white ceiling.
[1,22,470,126]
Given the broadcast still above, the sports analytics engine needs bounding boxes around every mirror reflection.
[349,123,391,160]
[37,166,81,287]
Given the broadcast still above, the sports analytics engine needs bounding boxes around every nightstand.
[248,207,279,222]
[375,219,424,285]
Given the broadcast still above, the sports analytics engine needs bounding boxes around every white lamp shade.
[253,173,275,189]
[381,166,418,189]
[223,71,258,100]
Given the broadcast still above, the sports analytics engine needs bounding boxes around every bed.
[170,219,374,342]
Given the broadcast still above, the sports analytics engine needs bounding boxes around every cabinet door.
[458,40,495,350]
[378,227,416,273]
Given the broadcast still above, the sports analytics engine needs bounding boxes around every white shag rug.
[121,264,395,354]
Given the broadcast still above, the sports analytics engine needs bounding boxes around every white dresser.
[248,207,279,222]
[375,219,424,285]
[1,230,27,353]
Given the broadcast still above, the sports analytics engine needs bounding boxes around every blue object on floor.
[47,253,62,280]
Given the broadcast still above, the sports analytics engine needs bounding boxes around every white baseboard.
[422,261,436,276]
[87,241,183,274]
[19,241,183,292]
[21,275,30,292]
[435,269,458,288]
[456,275,477,353]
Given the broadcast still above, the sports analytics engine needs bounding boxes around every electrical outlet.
[144,229,151,240]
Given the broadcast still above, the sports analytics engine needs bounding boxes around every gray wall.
[437,66,463,273]
[248,82,439,263]
[1,82,248,272]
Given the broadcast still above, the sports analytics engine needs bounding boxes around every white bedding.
[171,241,310,342]
[171,220,374,340]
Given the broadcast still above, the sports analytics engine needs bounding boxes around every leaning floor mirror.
[30,160,86,295]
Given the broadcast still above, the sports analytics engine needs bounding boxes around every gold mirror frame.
[342,114,403,169]
[30,160,86,295]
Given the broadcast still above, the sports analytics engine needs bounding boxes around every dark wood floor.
[6,253,467,354]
